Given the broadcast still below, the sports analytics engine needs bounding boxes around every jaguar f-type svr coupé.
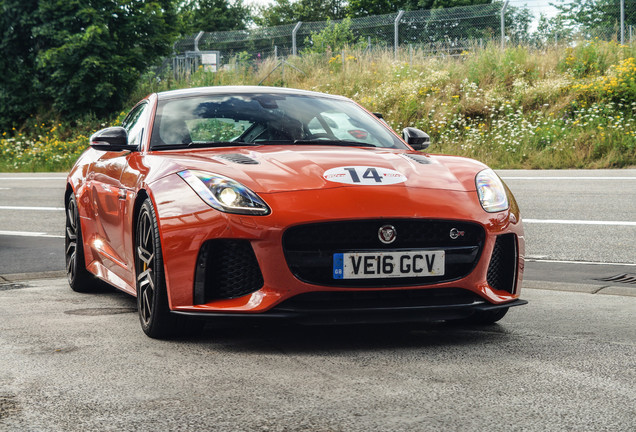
[65,86,526,338]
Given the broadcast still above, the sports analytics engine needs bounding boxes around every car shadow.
[181,319,513,354]
[77,284,514,352]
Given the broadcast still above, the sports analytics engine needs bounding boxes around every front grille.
[487,234,518,293]
[193,240,264,303]
[273,288,483,312]
[283,219,485,287]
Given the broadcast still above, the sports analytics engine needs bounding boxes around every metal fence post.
[394,10,405,59]
[274,45,278,60]
[292,22,302,56]
[621,0,625,45]
[500,1,509,50]
[194,31,204,52]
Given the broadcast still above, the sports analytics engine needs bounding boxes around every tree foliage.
[552,0,633,33]
[303,18,365,53]
[346,0,492,17]
[255,0,346,27]
[0,0,40,129]
[178,0,250,34]
[0,0,178,129]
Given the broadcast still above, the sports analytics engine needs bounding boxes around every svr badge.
[323,166,407,185]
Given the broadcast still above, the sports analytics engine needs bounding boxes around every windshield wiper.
[155,141,258,150]
[292,139,376,148]
[186,141,258,148]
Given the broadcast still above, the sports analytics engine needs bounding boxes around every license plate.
[333,250,445,279]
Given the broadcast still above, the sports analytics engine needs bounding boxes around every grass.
[2,39,636,171]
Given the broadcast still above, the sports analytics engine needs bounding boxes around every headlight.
[178,170,270,215]
[475,169,509,213]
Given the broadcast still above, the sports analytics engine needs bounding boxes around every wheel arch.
[132,189,150,251]
[64,183,74,203]
[131,188,178,313]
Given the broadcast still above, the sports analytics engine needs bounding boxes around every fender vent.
[403,154,432,164]
[216,153,259,165]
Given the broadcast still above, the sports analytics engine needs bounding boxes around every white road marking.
[0,206,66,211]
[0,206,65,211]
[0,230,64,239]
[502,177,636,180]
[524,218,636,226]
[526,257,636,267]
[0,177,67,180]
[0,187,10,190]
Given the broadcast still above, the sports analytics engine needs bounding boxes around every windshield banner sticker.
[323,166,407,185]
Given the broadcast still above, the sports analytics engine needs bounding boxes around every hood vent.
[217,153,259,165]
[403,154,432,165]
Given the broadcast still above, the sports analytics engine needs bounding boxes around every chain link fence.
[169,1,636,78]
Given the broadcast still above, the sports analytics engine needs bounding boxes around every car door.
[87,103,148,284]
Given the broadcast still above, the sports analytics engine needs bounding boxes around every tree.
[0,0,179,128]
[303,17,365,53]
[533,13,573,45]
[0,0,40,129]
[255,0,346,27]
[178,0,250,34]
[551,0,635,37]
[346,0,492,18]
[504,4,533,42]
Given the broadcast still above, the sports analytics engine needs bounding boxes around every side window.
[122,103,148,148]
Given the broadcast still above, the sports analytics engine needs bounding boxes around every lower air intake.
[487,234,518,294]
[194,240,264,303]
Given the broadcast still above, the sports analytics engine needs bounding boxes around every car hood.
[150,146,487,193]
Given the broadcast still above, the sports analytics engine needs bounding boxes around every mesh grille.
[274,288,483,312]
[283,219,484,287]
[487,234,518,294]
[194,240,264,303]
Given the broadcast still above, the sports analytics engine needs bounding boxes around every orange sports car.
[65,86,526,338]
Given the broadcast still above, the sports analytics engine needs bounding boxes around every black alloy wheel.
[65,193,94,292]
[135,198,200,338]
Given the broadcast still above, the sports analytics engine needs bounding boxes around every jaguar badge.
[378,225,397,244]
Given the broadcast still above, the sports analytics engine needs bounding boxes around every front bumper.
[150,179,525,316]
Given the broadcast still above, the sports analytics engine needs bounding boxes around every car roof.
[156,86,350,101]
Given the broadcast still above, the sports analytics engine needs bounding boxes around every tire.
[468,307,509,325]
[65,193,95,292]
[135,198,201,338]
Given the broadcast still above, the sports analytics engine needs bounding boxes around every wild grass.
[2,39,636,171]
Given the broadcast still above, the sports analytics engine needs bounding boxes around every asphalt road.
[0,279,634,431]
[1,170,635,431]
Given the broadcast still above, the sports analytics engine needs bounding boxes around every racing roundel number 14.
[323,166,407,186]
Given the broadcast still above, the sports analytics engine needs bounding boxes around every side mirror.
[402,127,430,150]
[89,127,135,151]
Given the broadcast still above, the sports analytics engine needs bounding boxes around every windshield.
[150,93,407,150]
